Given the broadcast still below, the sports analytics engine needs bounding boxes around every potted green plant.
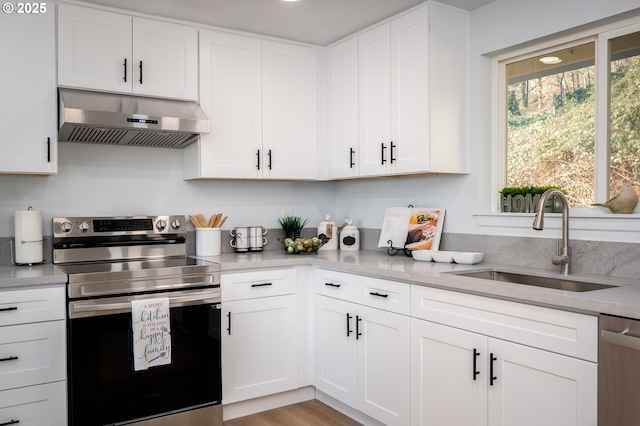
[278,215,323,254]
[500,186,566,213]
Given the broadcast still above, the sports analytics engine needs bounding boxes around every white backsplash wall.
[0,142,337,238]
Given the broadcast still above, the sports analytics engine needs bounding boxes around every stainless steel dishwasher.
[599,314,640,425]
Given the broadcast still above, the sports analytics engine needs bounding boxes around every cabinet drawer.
[0,286,65,327]
[0,381,66,425]
[359,276,410,315]
[315,269,359,303]
[0,321,66,391]
[222,269,296,301]
[411,285,597,361]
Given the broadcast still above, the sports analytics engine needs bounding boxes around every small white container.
[411,250,433,262]
[452,251,484,265]
[431,251,456,263]
[318,215,338,251]
[340,224,360,251]
[196,228,221,256]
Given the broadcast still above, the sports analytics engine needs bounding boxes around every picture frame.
[378,207,446,251]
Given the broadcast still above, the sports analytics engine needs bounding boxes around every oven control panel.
[53,215,185,238]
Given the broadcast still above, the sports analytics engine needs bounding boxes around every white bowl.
[431,251,455,263]
[411,250,433,262]
[452,251,484,265]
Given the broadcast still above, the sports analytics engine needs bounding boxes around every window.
[499,25,640,209]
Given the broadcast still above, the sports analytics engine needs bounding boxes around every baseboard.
[315,390,385,426]
[222,386,315,421]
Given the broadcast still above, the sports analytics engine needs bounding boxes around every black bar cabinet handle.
[325,282,341,288]
[346,313,353,337]
[349,148,355,168]
[251,282,272,288]
[356,315,362,340]
[0,419,20,426]
[123,58,127,82]
[381,142,387,164]
[268,149,272,170]
[0,356,18,362]
[490,353,497,386]
[227,312,231,335]
[369,292,388,298]
[473,348,480,380]
[46,137,51,162]
[256,149,261,170]
[139,60,143,84]
[390,141,396,164]
[0,306,18,312]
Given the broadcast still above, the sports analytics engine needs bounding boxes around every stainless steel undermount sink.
[450,269,616,292]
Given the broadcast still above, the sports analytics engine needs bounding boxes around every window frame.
[477,16,640,242]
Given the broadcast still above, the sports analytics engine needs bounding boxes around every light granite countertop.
[3,250,640,319]
[0,263,67,289]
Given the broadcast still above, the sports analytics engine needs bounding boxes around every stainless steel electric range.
[53,215,222,426]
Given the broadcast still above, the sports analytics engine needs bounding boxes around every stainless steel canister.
[230,227,249,252]
[248,226,268,251]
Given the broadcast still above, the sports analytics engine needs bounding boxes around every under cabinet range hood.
[58,88,210,148]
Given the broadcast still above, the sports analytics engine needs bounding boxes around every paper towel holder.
[12,206,45,266]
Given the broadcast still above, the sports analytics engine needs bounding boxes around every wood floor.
[223,400,362,426]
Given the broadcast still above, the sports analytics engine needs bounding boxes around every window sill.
[474,210,640,243]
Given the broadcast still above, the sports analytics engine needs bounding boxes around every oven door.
[68,289,222,426]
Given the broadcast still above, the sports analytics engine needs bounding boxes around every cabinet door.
[189,30,263,179]
[57,3,132,93]
[133,18,198,100]
[314,295,358,408]
[0,10,57,174]
[358,305,410,426]
[410,318,488,426]
[488,338,597,426]
[262,41,318,180]
[358,23,391,177]
[222,295,298,404]
[0,381,66,426]
[326,37,359,179]
[390,6,429,174]
[0,321,66,392]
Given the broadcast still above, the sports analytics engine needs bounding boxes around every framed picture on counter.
[378,207,446,251]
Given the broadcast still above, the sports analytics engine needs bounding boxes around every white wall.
[336,0,640,241]
[0,143,337,237]
[2,0,639,241]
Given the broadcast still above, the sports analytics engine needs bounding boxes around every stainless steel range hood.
[58,88,210,149]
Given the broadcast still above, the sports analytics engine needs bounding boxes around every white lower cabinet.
[410,319,487,426]
[314,270,410,425]
[221,269,298,404]
[0,381,66,426]
[410,285,598,426]
[0,286,66,426]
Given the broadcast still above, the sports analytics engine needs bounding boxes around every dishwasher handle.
[601,329,640,351]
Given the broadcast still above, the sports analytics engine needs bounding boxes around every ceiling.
[81,0,495,46]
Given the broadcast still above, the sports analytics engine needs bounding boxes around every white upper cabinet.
[185,31,318,180]
[0,9,57,174]
[262,41,318,180]
[57,3,198,100]
[187,30,263,179]
[358,22,393,177]
[326,38,359,179]
[325,3,468,180]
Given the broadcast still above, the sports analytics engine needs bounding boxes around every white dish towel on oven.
[131,297,172,371]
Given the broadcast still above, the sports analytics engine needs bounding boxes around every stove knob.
[156,220,167,231]
[78,221,90,232]
[171,218,181,230]
[60,221,73,233]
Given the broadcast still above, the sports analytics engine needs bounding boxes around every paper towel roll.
[15,209,43,264]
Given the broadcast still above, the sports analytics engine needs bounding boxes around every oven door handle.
[70,291,221,317]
